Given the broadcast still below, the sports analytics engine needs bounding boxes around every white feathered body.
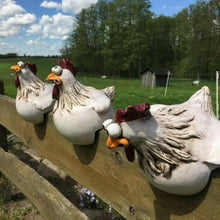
[16,73,55,124]
[111,86,220,195]
[53,81,115,145]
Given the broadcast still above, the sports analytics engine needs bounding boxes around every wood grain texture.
[0,148,89,220]
[0,95,220,220]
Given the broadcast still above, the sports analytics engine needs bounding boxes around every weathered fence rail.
[0,148,88,220]
[0,94,220,220]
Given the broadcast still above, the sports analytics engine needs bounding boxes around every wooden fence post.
[0,80,8,152]
[0,80,11,203]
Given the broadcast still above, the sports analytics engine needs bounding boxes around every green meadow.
[0,58,219,115]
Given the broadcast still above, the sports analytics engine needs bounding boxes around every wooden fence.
[0,93,220,219]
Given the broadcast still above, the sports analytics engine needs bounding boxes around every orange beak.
[11,65,21,73]
[47,73,62,85]
[106,137,129,149]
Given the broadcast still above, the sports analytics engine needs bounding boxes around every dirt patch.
[3,199,43,220]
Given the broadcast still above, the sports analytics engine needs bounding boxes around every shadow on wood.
[34,114,48,140]
[152,167,220,219]
[73,131,100,165]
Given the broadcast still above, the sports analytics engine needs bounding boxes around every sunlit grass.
[0,58,218,115]
[0,58,58,98]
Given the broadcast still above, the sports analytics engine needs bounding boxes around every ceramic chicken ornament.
[47,59,115,145]
[103,86,220,195]
[11,61,55,124]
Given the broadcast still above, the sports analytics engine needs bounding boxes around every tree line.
[0,54,60,59]
[61,0,220,79]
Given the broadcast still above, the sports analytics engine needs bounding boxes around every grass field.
[0,57,219,115]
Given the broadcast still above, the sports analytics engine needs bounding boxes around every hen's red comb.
[58,59,77,76]
[25,63,37,75]
[116,103,151,123]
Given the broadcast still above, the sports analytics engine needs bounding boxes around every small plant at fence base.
[77,187,125,219]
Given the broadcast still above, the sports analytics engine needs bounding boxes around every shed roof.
[140,68,169,76]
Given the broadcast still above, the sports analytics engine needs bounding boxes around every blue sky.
[151,0,197,16]
[0,0,198,56]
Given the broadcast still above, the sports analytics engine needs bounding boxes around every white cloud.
[0,41,12,49]
[40,1,61,10]
[62,0,98,14]
[26,40,39,46]
[7,13,36,26]
[0,0,36,38]
[1,0,94,55]
[27,13,75,40]
[26,24,42,35]
[0,24,21,38]
[0,40,16,54]
[24,39,62,56]
[162,5,167,10]
[41,0,98,14]
[0,1,25,17]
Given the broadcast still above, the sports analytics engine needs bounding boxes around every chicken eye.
[52,66,62,75]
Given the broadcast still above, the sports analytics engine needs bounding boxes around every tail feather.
[185,86,215,116]
[102,86,115,101]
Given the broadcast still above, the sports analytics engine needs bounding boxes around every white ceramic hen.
[47,59,115,145]
[104,86,220,195]
[11,61,55,124]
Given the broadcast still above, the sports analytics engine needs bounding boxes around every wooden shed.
[140,68,169,88]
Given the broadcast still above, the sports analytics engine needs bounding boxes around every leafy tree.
[63,0,152,77]
[172,9,192,78]
[174,0,220,79]
[61,0,220,80]
[148,15,175,69]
